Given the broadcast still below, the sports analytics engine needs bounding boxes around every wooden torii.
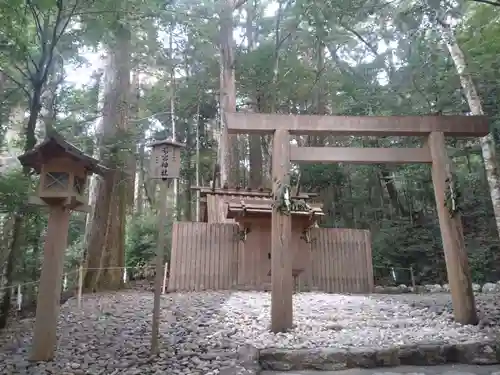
[226,112,489,332]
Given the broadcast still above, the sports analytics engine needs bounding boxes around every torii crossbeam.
[226,112,489,332]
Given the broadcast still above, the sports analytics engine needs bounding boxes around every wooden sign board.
[149,143,182,180]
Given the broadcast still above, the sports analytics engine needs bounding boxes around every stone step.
[261,364,500,375]
[259,342,500,372]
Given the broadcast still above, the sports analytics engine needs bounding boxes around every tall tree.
[219,0,245,187]
[434,11,500,238]
[0,0,84,328]
[246,1,264,189]
[83,17,131,291]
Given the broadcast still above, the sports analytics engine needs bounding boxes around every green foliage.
[125,215,172,268]
[459,5,500,130]
[3,0,500,297]
[0,169,30,212]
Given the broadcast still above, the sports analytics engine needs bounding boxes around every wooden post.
[271,129,293,333]
[16,284,22,311]
[77,264,83,309]
[162,262,168,294]
[428,131,477,324]
[410,266,416,291]
[151,182,168,354]
[63,273,67,291]
[148,138,185,354]
[31,205,71,361]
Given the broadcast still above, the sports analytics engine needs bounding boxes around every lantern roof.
[17,132,106,175]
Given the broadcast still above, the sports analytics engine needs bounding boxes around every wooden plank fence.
[167,222,239,292]
[306,228,373,293]
[167,222,373,293]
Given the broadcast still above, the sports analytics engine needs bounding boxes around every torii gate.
[226,112,489,332]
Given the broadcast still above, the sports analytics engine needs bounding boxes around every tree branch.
[40,0,79,86]
[26,1,44,40]
[469,0,500,6]
[0,70,30,98]
[54,0,80,47]
[233,0,247,10]
[39,0,64,85]
[12,64,31,81]
[342,24,379,56]
[2,88,22,102]
[24,54,39,78]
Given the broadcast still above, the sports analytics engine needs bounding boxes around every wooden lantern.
[149,139,185,180]
[18,133,104,212]
[17,132,104,361]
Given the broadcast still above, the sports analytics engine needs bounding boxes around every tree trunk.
[127,71,140,211]
[84,23,131,291]
[0,214,22,329]
[246,1,263,189]
[380,170,408,217]
[26,85,43,147]
[136,142,145,215]
[168,28,179,219]
[195,100,201,220]
[440,21,500,238]
[219,0,240,187]
[83,72,104,261]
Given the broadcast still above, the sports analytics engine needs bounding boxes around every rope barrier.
[4,264,416,312]
[373,265,417,288]
[84,266,155,270]
[372,265,413,271]
[0,268,80,293]
[2,265,411,294]
[1,264,408,295]
[0,265,163,312]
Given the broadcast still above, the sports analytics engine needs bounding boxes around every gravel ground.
[0,291,499,375]
[219,292,497,349]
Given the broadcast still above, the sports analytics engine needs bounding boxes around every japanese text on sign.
[161,145,169,178]
[149,143,182,180]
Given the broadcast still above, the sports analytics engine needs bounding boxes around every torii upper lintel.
[226,112,489,137]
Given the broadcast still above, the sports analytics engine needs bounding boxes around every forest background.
[0,0,499,326]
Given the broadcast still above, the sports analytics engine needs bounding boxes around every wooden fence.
[307,228,373,293]
[167,222,239,291]
[167,222,373,293]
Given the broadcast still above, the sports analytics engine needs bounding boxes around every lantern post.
[17,133,104,361]
[148,139,185,355]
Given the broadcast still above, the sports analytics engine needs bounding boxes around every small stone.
[398,284,410,293]
[424,284,443,293]
[482,283,498,293]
